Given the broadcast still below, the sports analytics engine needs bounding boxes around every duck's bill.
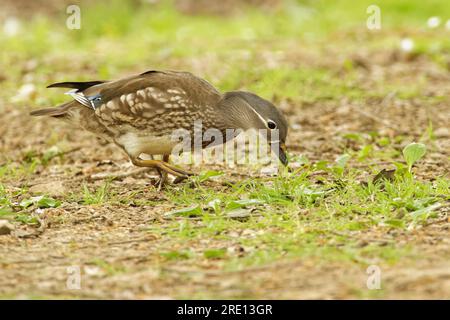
[271,141,288,166]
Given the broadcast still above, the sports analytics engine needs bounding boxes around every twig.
[89,167,152,181]
[55,146,82,157]
[352,161,399,168]
[352,108,397,129]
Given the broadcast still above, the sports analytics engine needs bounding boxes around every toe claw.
[173,176,189,184]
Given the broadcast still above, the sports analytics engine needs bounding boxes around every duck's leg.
[173,176,188,184]
[155,155,169,190]
[132,157,194,180]
[155,155,196,188]
[160,156,194,178]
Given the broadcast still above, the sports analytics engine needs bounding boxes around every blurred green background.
[1,0,449,108]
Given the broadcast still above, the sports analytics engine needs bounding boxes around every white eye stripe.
[242,100,278,130]
[247,104,267,126]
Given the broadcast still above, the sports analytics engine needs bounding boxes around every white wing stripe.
[65,89,96,110]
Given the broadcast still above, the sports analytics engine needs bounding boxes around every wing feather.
[46,70,222,134]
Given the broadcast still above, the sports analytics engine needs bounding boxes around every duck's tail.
[30,103,72,118]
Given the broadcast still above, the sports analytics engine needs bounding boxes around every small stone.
[434,127,449,138]
[226,209,250,219]
[260,166,278,176]
[0,220,15,235]
[29,181,67,197]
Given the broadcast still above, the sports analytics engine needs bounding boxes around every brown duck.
[31,70,288,187]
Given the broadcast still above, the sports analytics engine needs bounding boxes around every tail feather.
[30,103,71,117]
[47,81,105,91]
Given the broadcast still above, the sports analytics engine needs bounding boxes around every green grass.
[0,184,61,225]
[81,182,112,205]
[141,152,447,272]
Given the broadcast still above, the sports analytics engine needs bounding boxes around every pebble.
[29,181,67,197]
[0,220,15,235]
[434,127,449,138]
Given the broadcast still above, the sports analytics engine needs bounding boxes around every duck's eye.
[267,120,277,130]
